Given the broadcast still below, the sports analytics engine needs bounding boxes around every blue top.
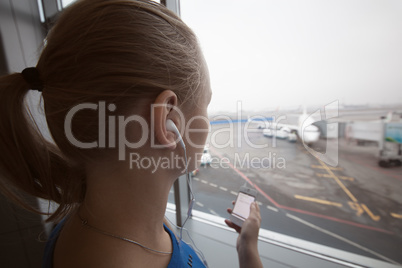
[43,218,206,268]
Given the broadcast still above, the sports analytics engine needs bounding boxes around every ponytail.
[0,73,85,222]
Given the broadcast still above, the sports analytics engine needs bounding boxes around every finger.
[232,200,235,205]
[248,202,262,224]
[252,202,259,211]
[249,202,260,216]
[227,208,233,214]
[224,219,241,233]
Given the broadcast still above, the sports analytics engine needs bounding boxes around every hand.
[225,201,263,268]
[225,201,261,252]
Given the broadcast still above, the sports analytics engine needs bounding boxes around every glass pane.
[61,0,77,8]
[62,0,160,9]
[182,0,402,265]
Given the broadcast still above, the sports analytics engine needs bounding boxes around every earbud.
[166,119,185,149]
[167,119,195,240]
[188,198,195,217]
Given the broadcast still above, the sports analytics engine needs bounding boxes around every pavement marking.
[294,195,343,207]
[209,183,218,187]
[283,203,393,234]
[193,177,199,181]
[286,213,399,265]
[348,202,381,222]
[256,201,263,206]
[361,204,380,221]
[348,202,364,217]
[267,206,278,212]
[209,147,393,235]
[391,213,402,219]
[209,147,283,208]
[219,186,228,191]
[317,159,358,203]
[339,176,355,182]
[230,191,238,196]
[209,209,219,216]
[316,173,354,182]
[196,201,204,207]
[311,164,343,171]
[316,173,332,178]
[169,190,173,194]
[201,180,208,184]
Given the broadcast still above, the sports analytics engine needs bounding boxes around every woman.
[0,0,262,267]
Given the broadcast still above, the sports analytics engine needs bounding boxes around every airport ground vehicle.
[346,118,402,168]
[378,122,402,167]
[287,131,297,142]
[263,126,289,139]
[263,128,273,137]
[201,147,212,166]
[263,126,297,142]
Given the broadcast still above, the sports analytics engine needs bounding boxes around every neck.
[79,157,177,245]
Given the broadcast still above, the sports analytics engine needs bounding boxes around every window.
[61,0,76,8]
[181,0,402,266]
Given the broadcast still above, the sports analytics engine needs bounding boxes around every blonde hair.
[0,0,205,222]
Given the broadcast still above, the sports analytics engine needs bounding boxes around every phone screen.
[232,192,256,220]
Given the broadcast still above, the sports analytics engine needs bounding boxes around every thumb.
[252,201,260,210]
[248,202,259,217]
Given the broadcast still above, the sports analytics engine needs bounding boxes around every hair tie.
[21,67,44,92]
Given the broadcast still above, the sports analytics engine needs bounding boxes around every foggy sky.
[181,0,402,113]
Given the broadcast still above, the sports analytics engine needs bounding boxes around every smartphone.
[229,186,258,227]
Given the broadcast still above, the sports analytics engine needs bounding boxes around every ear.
[153,90,179,149]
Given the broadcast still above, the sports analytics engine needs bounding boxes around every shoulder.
[164,224,206,268]
[43,218,67,268]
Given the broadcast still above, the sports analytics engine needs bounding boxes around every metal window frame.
[161,0,181,17]
[161,0,189,227]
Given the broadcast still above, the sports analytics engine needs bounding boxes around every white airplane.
[249,107,321,144]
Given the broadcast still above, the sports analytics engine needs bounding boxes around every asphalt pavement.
[169,123,402,265]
